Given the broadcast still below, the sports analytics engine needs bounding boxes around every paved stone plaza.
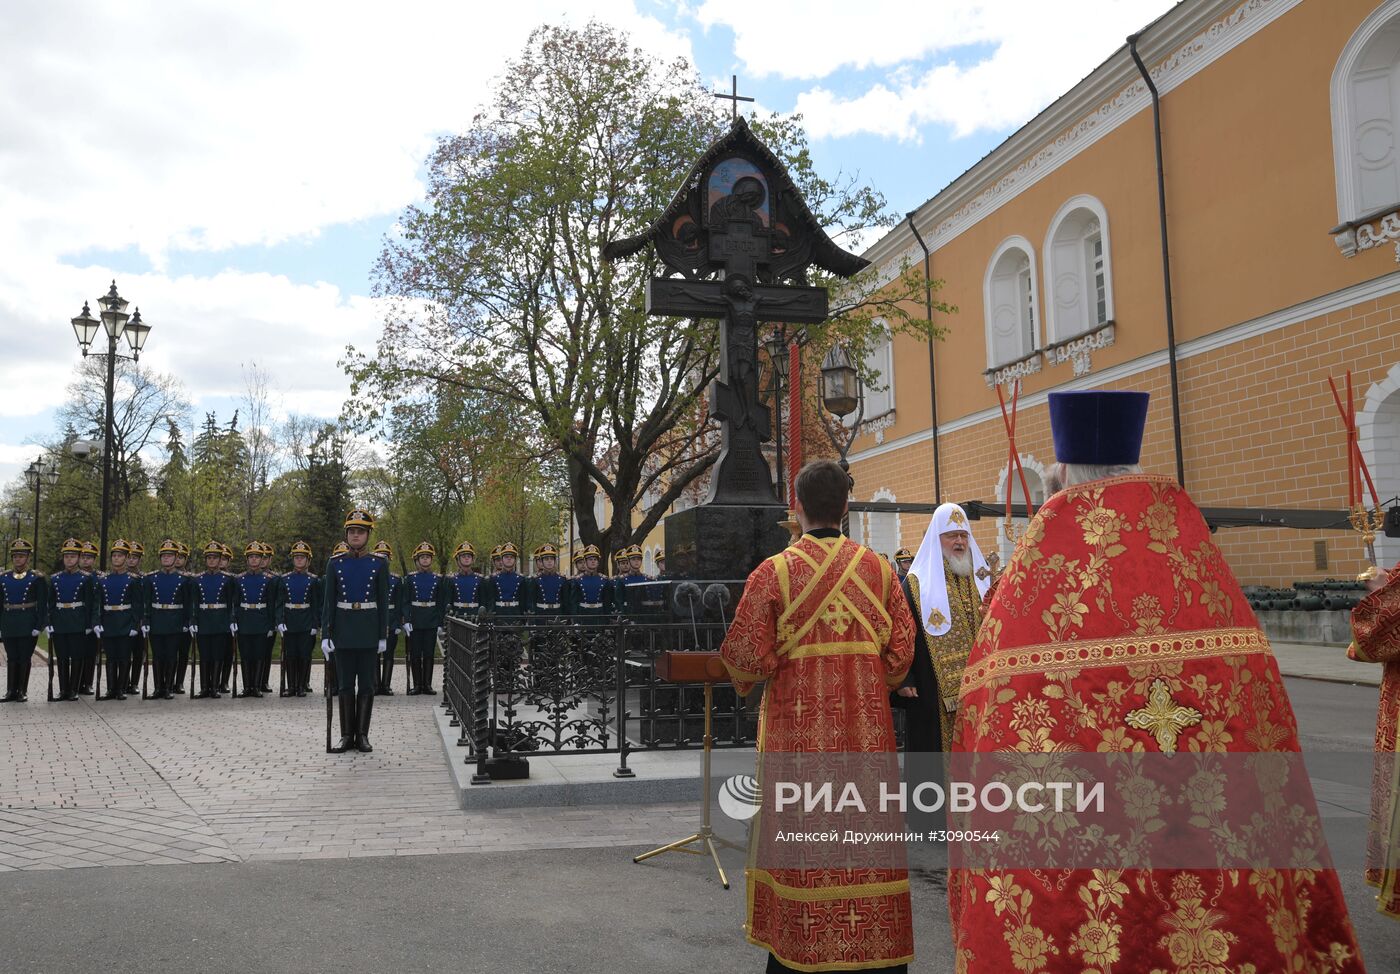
[0,661,698,870]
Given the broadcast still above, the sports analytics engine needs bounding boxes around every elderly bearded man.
[895,503,992,755]
[950,390,1362,972]
[721,459,916,973]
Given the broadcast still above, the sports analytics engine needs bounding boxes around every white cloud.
[697,0,1173,139]
[0,0,695,444]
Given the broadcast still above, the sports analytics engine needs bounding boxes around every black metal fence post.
[614,614,634,778]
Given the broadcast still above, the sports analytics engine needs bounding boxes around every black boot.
[355,692,374,752]
[0,665,15,703]
[106,658,127,700]
[422,655,435,694]
[161,661,175,700]
[332,690,356,752]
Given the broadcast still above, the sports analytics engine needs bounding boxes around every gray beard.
[945,551,973,577]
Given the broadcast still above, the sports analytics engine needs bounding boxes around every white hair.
[1046,462,1144,494]
[945,550,974,577]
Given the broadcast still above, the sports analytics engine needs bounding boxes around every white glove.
[377,639,387,654]
[93,625,103,637]
[128,629,138,637]
[321,638,334,655]
[141,625,149,636]
[266,630,273,638]
[85,628,92,635]
[32,629,40,637]
[230,622,238,633]
[403,622,413,635]
[276,623,286,633]
[312,628,319,637]
[45,626,54,635]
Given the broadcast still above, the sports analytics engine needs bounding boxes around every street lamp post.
[23,458,59,560]
[70,282,152,570]
[819,345,864,537]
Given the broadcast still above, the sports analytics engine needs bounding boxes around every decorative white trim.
[848,268,1400,465]
[984,354,1043,389]
[1346,210,1400,262]
[864,411,897,445]
[1042,194,1114,343]
[865,0,1304,284]
[983,235,1041,371]
[1359,362,1400,567]
[1331,0,1400,224]
[1045,322,1116,376]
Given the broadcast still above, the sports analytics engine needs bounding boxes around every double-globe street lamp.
[69,281,153,569]
[23,458,59,557]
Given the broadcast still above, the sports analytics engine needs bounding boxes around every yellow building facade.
[848,0,1400,586]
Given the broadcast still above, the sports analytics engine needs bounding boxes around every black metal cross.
[713,75,754,120]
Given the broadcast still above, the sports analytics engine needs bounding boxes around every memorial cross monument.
[604,116,870,580]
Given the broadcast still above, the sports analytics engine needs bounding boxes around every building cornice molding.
[864,0,1302,283]
[848,268,1400,466]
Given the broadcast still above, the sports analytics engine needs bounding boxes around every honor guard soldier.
[481,542,526,618]
[1,539,49,703]
[488,544,503,577]
[172,542,195,692]
[403,542,449,694]
[447,542,483,618]
[526,543,568,618]
[894,547,913,581]
[78,540,101,694]
[192,542,236,697]
[372,540,403,695]
[124,540,148,695]
[49,538,96,701]
[278,541,320,697]
[143,540,193,699]
[321,509,390,753]
[570,548,584,578]
[321,541,350,692]
[256,542,282,692]
[614,544,662,617]
[233,542,281,698]
[218,543,237,690]
[569,544,614,621]
[96,540,145,701]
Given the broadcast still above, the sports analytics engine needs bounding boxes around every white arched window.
[1333,0,1400,223]
[984,236,1040,369]
[994,457,1048,567]
[851,488,900,557]
[861,319,894,419]
[1044,196,1113,343]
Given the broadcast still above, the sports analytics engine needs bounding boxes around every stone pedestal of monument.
[664,504,789,582]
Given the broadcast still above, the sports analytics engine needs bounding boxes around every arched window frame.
[1042,195,1114,344]
[983,236,1041,370]
[1331,0,1400,224]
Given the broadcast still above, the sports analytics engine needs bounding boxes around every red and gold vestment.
[952,474,1363,973]
[1350,561,1400,919]
[723,534,916,972]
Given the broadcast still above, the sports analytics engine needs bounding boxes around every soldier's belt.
[336,601,377,610]
[452,602,478,609]
[496,601,520,607]
[198,602,227,609]
[410,600,436,607]
[6,601,37,610]
[239,602,268,610]
[285,603,310,609]
[103,604,133,612]
[152,603,182,610]
[578,602,603,609]
[536,603,561,610]
[55,601,84,609]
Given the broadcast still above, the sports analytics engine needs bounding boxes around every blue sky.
[0,0,1174,488]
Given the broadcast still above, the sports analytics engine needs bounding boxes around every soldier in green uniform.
[322,510,390,753]
[278,540,320,697]
[372,540,403,695]
[1,539,49,703]
[78,540,100,694]
[144,539,194,699]
[173,542,194,693]
[95,540,145,701]
[191,541,236,699]
[233,542,282,698]
[48,538,96,701]
[125,540,147,695]
[403,541,448,695]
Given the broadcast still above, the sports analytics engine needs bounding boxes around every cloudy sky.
[0,0,1174,485]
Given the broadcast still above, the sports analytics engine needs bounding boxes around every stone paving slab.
[0,663,699,871]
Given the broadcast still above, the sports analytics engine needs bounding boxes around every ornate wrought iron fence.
[441,614,759,783]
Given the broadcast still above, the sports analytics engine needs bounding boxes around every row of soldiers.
[0,532,670,705]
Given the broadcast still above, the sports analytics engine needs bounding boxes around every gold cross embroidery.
[799,911,819,936]
[949,508,967,526]
[840,906,862,934]
[821,600,855,634]
[1125,679,1202,754]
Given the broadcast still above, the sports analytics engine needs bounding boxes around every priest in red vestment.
[951,390,1364,973]
[722,459,917,973]
[1350,559,1400,919]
